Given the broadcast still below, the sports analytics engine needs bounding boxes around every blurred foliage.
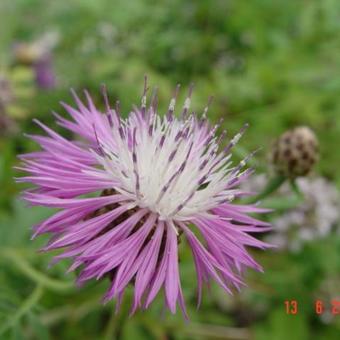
[0,0,339,339]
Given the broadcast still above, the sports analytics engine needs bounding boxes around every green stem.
[40,296,104,326]
[1,249,74,292]
[0,284,44,335]
[166,322,250,340]
[247,175,286,204]
[260,195,304,211]
[290,179,304,199]
[103,308,118,340]
[103,290,131,340]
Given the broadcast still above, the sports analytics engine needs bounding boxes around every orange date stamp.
[284,300,340,315]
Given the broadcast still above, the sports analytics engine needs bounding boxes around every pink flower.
[18,79,271,316]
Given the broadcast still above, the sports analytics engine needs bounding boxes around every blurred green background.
[0,0,340,339]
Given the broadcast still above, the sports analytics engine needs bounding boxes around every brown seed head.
[271,126,319,178]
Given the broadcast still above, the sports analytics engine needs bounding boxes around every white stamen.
[183,98,191,110]
[96,110,245,221]
[169,98,176,112]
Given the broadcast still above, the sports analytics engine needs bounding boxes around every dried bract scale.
[17,79,271,316]
[271,126,319,178]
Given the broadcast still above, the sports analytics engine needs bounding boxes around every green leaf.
[27,313,50,340]
[254,307,309,340]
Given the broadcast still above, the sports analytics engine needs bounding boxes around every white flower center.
[92,110,243,222]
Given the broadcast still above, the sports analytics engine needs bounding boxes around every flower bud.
[271,126,319,178]
[34,54,56,90]
[13,43,41,65]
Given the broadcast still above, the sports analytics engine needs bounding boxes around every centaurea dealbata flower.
[18,79,271,316]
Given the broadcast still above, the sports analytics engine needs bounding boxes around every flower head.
[18,79,271,316]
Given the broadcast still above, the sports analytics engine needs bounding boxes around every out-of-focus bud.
[271,126,319,178]
[12,43,41,65]
[12,32,59,90]
[34,54,56,89]
[13,32,59,66]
